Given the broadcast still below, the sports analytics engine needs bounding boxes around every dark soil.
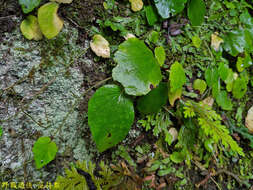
[0,0,21,41]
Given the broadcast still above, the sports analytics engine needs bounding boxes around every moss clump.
[60,0,104,28]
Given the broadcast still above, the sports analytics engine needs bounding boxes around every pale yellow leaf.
[246,106,253,133]
[202,96,214,107]
[211,33,224,51]
[168,128,178,143]
[129,0,143,12]
[124,33,136,40]
[20,15,43,41]
[90,34,110,58]
[50,0,73,3]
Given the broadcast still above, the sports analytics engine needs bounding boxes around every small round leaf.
[88,85,135,152]
[129,0,143,12]
[38,2,63,39]
[20,15,43,41]
[90,34,110,58]
[193,79,207,94]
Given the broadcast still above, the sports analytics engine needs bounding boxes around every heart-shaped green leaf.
[19,0,41,13]
[187,0,206,26]
[38,2,63,39]
[154,0,187,19]
[88,85,135,152]
[113,38,162,96]
[137,82,168,114]
[20,15,43,41]
[32,137,58,169]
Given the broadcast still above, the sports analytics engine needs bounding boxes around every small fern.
[183,100,244,156]
[54,160,142,190]
[54,161,101,190]
[138,111,173,145]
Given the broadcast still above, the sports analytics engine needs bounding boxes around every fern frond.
[183,101,244,156]
[54,161,101,190]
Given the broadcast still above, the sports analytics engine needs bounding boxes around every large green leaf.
[154,0,187,19]
[32,137,58,169]
[240,10,253,37]
[19,0,41,13]
[169,62,186,92]
[187,0,206,26]
[88,85,135,152]
[223,29,253,56]
[113,38,162,96]
[38,2,64,39]
[137,82,168,114]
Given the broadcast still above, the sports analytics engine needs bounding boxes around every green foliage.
[204,64,243,110]
[55,160,142,190]
[169,61,186,93]
[216,90,233,110]
[232,77,248,99]
[18,0,41,13]
[55,161,101,190]
[187,0,206,26]
[88,85,135,152]
[205,67,219,88]
[145,5,158,26]
[0,126,2,139]
[191,35,202,48]
[137,82,168,114]
[138,111,173,145]
[183,101,244,156]
[113,38,162,96]
[193,79,206,94]
[218,62,230,81]
[32,136,58,169]
[154,0,187,19]
[154,46,165,66]
[223,29,252,56]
